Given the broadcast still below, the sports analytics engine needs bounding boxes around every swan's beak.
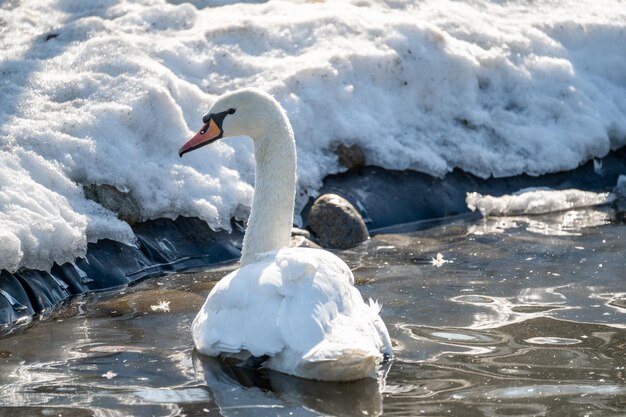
[179,118,222,157]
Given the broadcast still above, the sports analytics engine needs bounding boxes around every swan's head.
[179,88,283,157]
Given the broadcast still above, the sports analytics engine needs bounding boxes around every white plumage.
[180,88,393,381]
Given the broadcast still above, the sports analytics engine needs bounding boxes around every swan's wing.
[192,255,285,357]
[275,248,390,356]
[269,248,390,380]
[192,248,362,357]
[271,249,354,349]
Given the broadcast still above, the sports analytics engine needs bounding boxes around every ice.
[466,208,614,236]
[616,175,626,200]
[1,0,625,272]
[466,188,615,217]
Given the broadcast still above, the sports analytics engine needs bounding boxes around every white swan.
[179,88,393,381]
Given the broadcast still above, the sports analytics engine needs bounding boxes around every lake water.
[0,207,624,416]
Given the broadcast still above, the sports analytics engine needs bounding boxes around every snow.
[466,188,615,217]
[1,0,626,272]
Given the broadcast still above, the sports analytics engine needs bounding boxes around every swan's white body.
[192,247,392,380]
[182,89,393,381]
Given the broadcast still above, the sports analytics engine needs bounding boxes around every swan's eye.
[228,108,236,114]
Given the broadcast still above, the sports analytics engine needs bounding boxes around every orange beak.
[178,118,222,157]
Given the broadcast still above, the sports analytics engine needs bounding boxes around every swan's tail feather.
[367,298,394,359]
[368,298,382,313]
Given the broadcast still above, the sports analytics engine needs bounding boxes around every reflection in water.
[468,207,614,236]
[0,207,624,416]
[524,336,581,345]
[193,354,385,417]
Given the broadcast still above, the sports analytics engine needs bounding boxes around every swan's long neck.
[240,113,296,266]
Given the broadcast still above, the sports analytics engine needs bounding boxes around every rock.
[291,227,312,239]
[290,235,321,249]
[290,227,319,248]
[336,144,365,172]
[308,193,369,249]
[83,183,142,225]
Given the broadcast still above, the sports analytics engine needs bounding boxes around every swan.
[179,88,393,381]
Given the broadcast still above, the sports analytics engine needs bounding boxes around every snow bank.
[466,188,615,217]
[1,0,626,272]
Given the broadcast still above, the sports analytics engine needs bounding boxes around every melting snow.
[1,0,626,271]
[466,189,615,217]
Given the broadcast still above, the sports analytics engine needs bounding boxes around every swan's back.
[192,247,393,381]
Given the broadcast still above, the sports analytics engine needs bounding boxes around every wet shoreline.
[1,149,625,332]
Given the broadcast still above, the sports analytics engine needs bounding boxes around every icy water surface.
[0,207,624,416]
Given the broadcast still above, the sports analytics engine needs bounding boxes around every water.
[0,207,624,416]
